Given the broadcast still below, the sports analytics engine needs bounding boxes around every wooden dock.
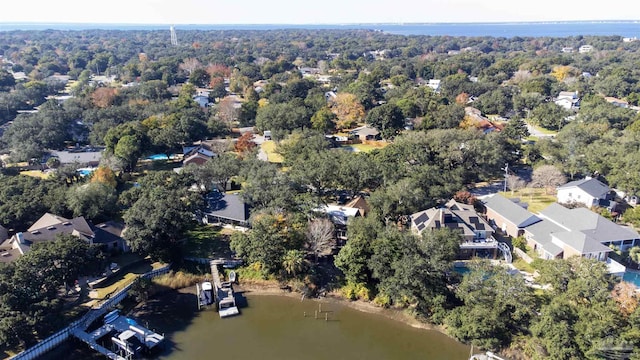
[70,328,127,360]
[209,259,240,317]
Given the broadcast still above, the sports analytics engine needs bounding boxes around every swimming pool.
[77,168,96,176]
[147,154,169,160]
[622,270,640,288]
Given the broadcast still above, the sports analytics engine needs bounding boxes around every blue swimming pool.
[77,168,96,176]
[623,271,640,288]
[147,154,169,160]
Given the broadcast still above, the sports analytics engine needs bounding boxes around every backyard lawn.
[261,140,283,163]
[90,260,165,301]
[499,187,556,214]
[184,224,233,259]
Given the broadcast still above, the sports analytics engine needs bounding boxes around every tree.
[365,103,405,139]
[282,249,307,278]
[529,102,570,131]
[90,87,118,108]
[305,218,335,262]
[234,132,257,156]
[179,57,201,76]
[530,165,566,194]
[230,211,305,275]
[330,93,365,129]
[90,166,117,188]
[255,101,310,139]
[66,183,118,222]
[310,107,336,133]
[502,118,529,141]
[123,171,199,262]
[506,174,527,194]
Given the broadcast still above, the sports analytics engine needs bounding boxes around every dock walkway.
[70,328,126,360]
[209,259,240,317]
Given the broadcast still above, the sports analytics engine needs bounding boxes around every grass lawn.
[184,224,233,259]
[500,187,556,214]
[91,260,165,300]
[512,257,535,273]
[529,124,558,136]
[20,170,51,179]
[261,140,283,163]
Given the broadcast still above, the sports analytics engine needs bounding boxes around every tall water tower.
[170,26,178,46]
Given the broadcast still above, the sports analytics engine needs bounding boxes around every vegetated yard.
[184,224,233,259]
[90,259,165,301]
[261,140,284,163]
[20,170,51,179]
[512,257,535,273]
[500,187,556,214]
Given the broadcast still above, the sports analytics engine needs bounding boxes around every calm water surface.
[156,295,470,360]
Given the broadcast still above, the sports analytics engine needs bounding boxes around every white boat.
[469,351,506,360]
[229,271,237,283]
[199,282,214,306]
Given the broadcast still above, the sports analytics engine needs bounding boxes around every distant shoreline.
[1,21,639,38]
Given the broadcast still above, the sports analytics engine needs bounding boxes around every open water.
[1,21,640,38]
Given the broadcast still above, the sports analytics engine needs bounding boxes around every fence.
[11,264,171,360]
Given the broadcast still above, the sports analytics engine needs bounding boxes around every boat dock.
[210,259,240,317]
[71,310,164,359]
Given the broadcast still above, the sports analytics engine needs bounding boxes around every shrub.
[152,271,201,289]
[341,282,371,301]
[512,236,528,252]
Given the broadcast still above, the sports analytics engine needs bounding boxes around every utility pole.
[502,163,509,192]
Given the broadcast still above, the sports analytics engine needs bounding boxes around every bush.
[512,236,528,252]
[129,277,153,302]
[341,282,371,301]
[373,293,391,308]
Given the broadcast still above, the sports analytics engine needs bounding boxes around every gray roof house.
[482,194,541,238]
[556,177,610,208]
[523,203,640,261]
[411,199,498,259]
[203,192,250,227]
[50,147,104,167]
[0,213,127,262]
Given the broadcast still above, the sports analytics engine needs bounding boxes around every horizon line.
[1,19,640,26]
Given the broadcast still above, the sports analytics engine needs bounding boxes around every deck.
[210,259,240,317]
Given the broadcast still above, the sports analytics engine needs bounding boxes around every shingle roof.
[482,194,541,228]
[557,178,609,198]
[411,200,492,236]
[205,193,250,223]
[552,231,612,254]
[92,221,125,244]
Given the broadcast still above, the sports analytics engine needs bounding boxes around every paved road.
[526,122,556,138]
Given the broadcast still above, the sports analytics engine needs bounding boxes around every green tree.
[365,103,405,139]
[310,107,337,133]
[66,182,118,222]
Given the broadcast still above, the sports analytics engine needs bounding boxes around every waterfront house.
[0,213,127,262]
[202,192,250,228]
[410,199,498,259]
[556,177,611,208]
[482,194,541,238]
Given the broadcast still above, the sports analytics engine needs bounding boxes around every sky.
[1,0,640,24]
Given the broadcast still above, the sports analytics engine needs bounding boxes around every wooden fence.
[10,264,171,360]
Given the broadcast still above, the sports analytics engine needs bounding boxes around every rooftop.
[557,177,609,198]
[482,194,541,228]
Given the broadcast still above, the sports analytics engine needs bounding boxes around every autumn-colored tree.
[90,87,118,108]
[550,65,578,82]
[206,63,231,78]
[330,93,365,130]
[90,166,118,188]
[530,165,566,194]
[453,190,478,205]
[455,92,470,105]
[612,282,639,317]
[234,132,256,156]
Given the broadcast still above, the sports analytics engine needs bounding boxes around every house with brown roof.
[182,143,216,166]
[0,213,127,262]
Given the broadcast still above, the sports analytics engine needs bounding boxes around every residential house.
[324,91,337,103]
[623,37,639,42]
[50,147,104,167]
[556,177,611,208]
[316,204,363,245]
[579,45,594,53]
[561,47,574,53]
[299,67,321,77]
[0,213,127,262]
[202,192,250,228]
[410,199,498,259]
[182,143,216,167]
[482,194,541,238]
[349,125,380,142]
[604,96,630,108]
[193,95,210,108]
[524,203,640,262]
[427,79,441,93]
[464,107,503,134]
[554,91,580,110]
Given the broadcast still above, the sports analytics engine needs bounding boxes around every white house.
[427,79,441,93]
[579,45,593,53]
[554,91,580,110]
[556,177,610,208]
